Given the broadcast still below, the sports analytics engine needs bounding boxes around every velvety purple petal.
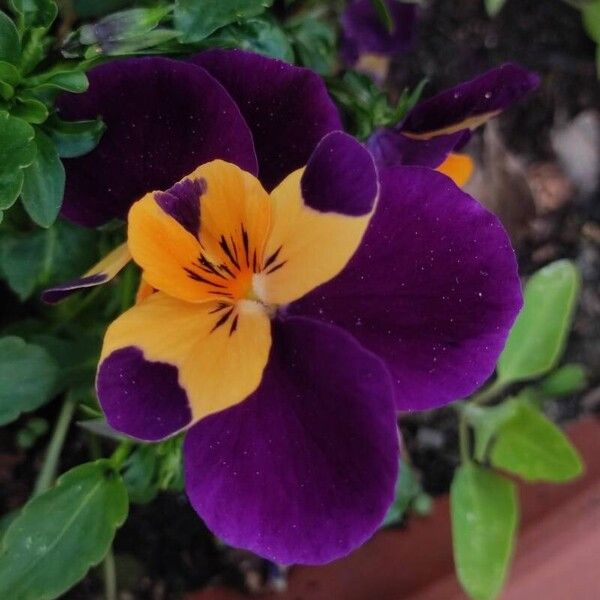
[340,0,416,64]
[290,167,522,411]
[58,57,257,227]
[184,316,399,565]
[97,346,192,441]
[190,49,342,191]
[154,176,206,236]
[402,63,540,135]
[42,273,107,304]
[302,131,378,215]
[367,127,469,169]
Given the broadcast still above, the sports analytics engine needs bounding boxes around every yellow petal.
[253,168,374,305]
[100,292,272,422]
[436,152,474,187]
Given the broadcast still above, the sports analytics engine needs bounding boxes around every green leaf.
[0,112,36,209]
[0,11,21,65]
[0,336,58,426]
[215,18,294,62]
[0,218,98,299]
[175,0,274,42]
[21,129,65,227]
[8,0,58,30]
[540,363,587,397]
[582,0,600,43]
[464,402,519,463]
[288,18,336,75]
[73,0,131,19]
[490,399,583,482]
[497,260,580,385]
[451,465,518,600]
[381,458,423,527]
[484,0,507,17]
[0,460,128,600]
[123,445,159,504]
[45,116,106,158]
[25,67,88,94]
[0,60,20,86]
[370,0,394,33]
[11,97,49,124]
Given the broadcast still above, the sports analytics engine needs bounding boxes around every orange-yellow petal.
[99,292,271,424]
[436,152,474,187]
[254,132,379,305]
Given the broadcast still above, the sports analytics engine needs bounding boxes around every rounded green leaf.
[540,363,587,397]
[21,129,65,227]
[497,260,580,385]
[25,67,88,94]
[0,336,58,426]
[0,11,21,65]
[0,460,128,600]
[0,111,36,209]
[11,97,49,124]
[491,400,584,483]
[451,465,518,600]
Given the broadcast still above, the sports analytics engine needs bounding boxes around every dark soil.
[3,1,599,598]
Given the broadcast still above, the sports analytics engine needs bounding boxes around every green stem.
[102,546,117,600]
[470,379,507,406]
[458,409,471,465]
[33,394,77,496]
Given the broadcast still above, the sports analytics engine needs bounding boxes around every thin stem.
[33,394,77,496]
[458,409,471,465]
[102,546,117,600]
[470,379,507,406]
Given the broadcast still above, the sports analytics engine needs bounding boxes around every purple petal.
[154,176,206,237]
[42,273,107,304]
[402,63,540,136]
[302,131,378,215]
[190,49,342,191]
[58,57,257,227]
[367,127,469,169]
[97,346,192,441]
[184,316,399,565]
[340,0,417,64]
[290,167,523,411]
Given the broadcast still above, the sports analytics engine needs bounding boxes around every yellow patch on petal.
[127,161,272,304]
[253,168,373,305]
[403,110,501,140]
[437,152,474,187]
[100,292,271,421]
[355,53,390,82]
[88,242,131,281]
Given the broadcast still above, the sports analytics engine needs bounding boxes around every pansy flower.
[367,63,540,186]
[341,0,417,81]
[44,50,522,565]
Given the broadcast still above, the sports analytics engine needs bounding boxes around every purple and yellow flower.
[44,50,522,565]
[341,0,417,81]
[368,63,540,186]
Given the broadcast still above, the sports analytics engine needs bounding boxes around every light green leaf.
[540,363,587,397]
[490,399,583,482]
[0,60,20,86]
[175,0,274,42]
[21,129,65,227]
[0,111,36,209]
[451,465,518,600]
[45,116,106,158]
[0,460,128,600]
[0,11,21,65]
[288,18,336,75]
[484,0,507,18]
[497,260,580,385]
[8,0,58,30]
[582,0,600,43]
[0,336,58,426]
